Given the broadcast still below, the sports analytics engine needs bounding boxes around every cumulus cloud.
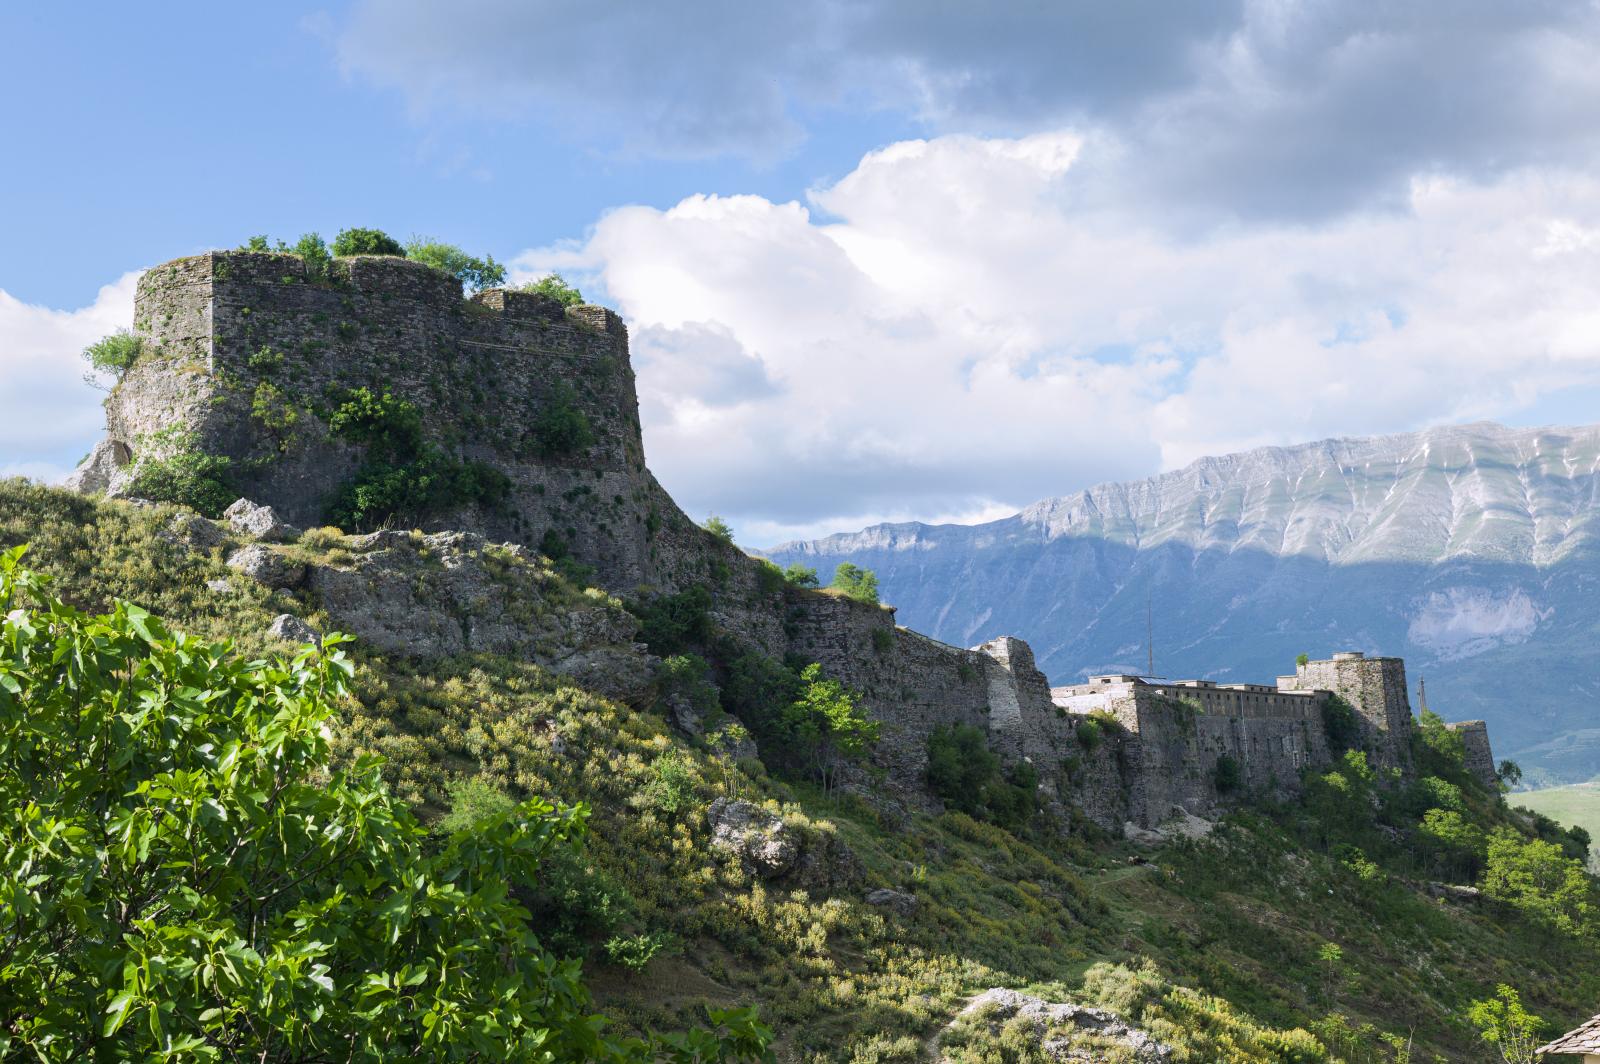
[332,0,1600,220]
[0,275,138,484]
[512,133,1600,543]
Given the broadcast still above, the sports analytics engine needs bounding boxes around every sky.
[7,2,1600,545]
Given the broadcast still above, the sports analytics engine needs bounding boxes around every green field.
[1513,781,1600,851]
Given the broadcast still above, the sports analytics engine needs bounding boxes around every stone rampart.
[1278,652,1413,772]
[1446,720,1497,789]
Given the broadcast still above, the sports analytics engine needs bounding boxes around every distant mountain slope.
[767,421,1600,782]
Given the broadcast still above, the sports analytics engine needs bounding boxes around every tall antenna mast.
[1147,590,1154,677]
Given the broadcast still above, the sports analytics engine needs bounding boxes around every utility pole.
[1146,590,1154,677]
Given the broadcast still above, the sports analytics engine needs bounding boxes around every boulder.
[63,439,128,495]
[949,989,1173,1063]
[864,888,918,916]
[267,614,319,645]
[160,513,227,553]
[707,798,800,879]
[226,545,305,589]
[223,498,299,543]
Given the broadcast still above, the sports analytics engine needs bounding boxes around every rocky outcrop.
[223,498,299,543]
[943,989,1173,1063]
[226,545,305,589]
[706,798,862,892]
[63,439,128,495]
[267,614,319,645]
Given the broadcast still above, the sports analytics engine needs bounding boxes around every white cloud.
[514,134,1600,544]
[0,274,138,484]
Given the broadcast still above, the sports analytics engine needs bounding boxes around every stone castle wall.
[70,252,1500,835]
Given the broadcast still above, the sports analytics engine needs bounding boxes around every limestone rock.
[863,888,917,916]
[707,798,800,879]
[223,498,299,543]
[205,578,232,594]
[63,439,128,495]
[160,513,227,553]
[226,545,305,589]
[267,614,319,645]
[949,989,1173,1063]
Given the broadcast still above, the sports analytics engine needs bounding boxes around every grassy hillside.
[6,478,1600,1062]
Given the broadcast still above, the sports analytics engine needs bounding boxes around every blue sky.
[7,2,1600,544]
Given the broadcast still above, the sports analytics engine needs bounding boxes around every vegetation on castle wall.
[829,562,880,605]
[81,329,143,384]
[521,273,584,306]
[331,227,405,257]
[405,237,506,293]
[126,427,239,517]
[926,723,1040,830]
[530,381,597,457]
[1320,693,1362,755]
[325,387,509,529]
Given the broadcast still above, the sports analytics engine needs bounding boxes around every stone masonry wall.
[1280,652,1413,773]
[1447,720,1498,789]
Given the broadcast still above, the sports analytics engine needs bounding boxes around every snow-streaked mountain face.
[766,422,1600,783]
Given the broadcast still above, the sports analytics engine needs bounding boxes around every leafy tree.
[521,273,584,306]
[1481,828,1595,934]
[332,227,405,257]
[703,515,735,543]
[1316,942,1343,1002]
[782,563,820,589]
[783,664,878,795]
[829,562,880,605]
[1319,693,1361,755]
[291,231,332,280]
[632,586,714,655]
[1498,759,1523,788]
[1295,652,1310,667]
[81,329,143,385]
[0,547,772,1060]
[1467,985,1545,1064]
[1418,807,1485,880]
[405,238,507,292]
[1416,708,1465,768]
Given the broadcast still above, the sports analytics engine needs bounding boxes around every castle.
[66,250,1501,831]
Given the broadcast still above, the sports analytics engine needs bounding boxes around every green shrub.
[1320,693,1361,754]
[703,515,735,543]
[405,237,506,292]
[927,724,1000,817]
[291,232,332,280]
[659,653,721,719]
[521,273,584,306]
[829,562,880,604]
[1075,717,1102,752]
[871,626,895,655]
[332,227,405,257]
[603,931,677,971]
[81,329,142,382]
[782,562,820,588]
[327,387,423,453]
[643,751,698,818]
[632,587,714,655]
[531,382,596,456]
[127,449,237,517]
[1213,753,1243,794]
[0,547,738,1061]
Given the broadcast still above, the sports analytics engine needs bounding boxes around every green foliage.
[1498,759,1523,788]
[753,558,787,597]
[127,444,237,518]
[925,724,1039,829]
[870,626,895,655]
[782,562,820,588]
[326,388,509,529]
[1418,808,1485,879]
[1075,717,1102,753]
[405,237,507,292]
[829,562,880,605]
[251,380,301,451]
[632,586,714,655]
[703,515,735,543]
[782,664,878,795]
[603,931,677,971]
[1296,652,1310,667]
[292,231,332,280]
[1213,753,1243,794]
[659,653,722,718]
[644,751,698,819]
[1481,827,1596,934]
[1320,693,1362,755]
[81,329,143,383]
[521,273,584,306]
[1467,984,1545,1064]
[332,227,405,257]
[0,547,739,1061]
[531,381,597,457]
[1416,708,1465,768]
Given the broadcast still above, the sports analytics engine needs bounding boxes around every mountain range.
[766,421,1600,783]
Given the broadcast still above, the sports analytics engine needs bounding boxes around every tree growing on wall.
[406,237,507,292]
[829,562,880,605]
[332,226,405,257]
